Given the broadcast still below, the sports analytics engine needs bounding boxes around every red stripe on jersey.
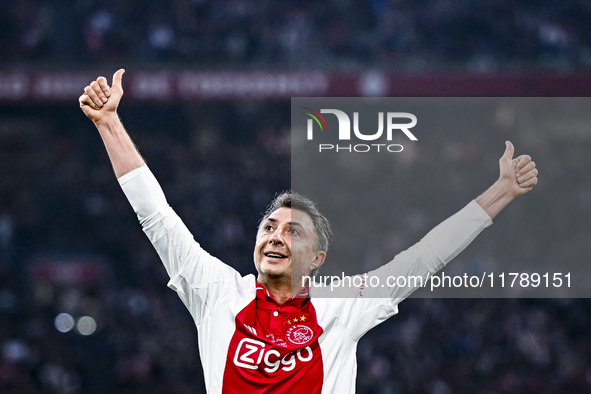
[222,284,324,393]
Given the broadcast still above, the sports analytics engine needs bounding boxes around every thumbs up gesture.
[499,141,538,198]
[79,69,126,123]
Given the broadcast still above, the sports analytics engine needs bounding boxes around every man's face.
[254,207,325,285]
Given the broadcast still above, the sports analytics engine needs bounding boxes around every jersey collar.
[255,282,309,309]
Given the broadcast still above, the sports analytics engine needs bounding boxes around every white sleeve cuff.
[422,199,493,266]
[118,164,169,222]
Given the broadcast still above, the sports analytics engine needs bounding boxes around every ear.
[310,251,326,270]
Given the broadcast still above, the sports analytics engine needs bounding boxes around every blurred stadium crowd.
[1,101,591,393]
[1,0,591,394]
[1,0,591,71]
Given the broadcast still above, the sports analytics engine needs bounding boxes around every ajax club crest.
[286,325,314,346]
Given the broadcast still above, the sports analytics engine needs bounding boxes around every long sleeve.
[313,200,493,340]
[410,199,493,273]
[118,164,185,277]
[118,165,244,324]
[367,199,492,300]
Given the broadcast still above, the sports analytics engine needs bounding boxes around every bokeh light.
[75,316,97,336]
[54,313,75,333]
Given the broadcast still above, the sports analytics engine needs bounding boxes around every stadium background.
[1,1,591,393]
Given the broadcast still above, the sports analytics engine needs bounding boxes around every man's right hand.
[79,69,145,178]
[79,69,125,123]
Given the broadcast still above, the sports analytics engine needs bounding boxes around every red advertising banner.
[0,70,589,102]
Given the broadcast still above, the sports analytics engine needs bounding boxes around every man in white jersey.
[79,70,538,393]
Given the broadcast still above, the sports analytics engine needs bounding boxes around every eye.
[289,228,298,235]
[265,225,273,231]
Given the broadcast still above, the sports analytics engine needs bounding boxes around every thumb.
[112,69,125,90]
[502,140,514,161]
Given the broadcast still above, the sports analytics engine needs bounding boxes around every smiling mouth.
[264,252,288,259]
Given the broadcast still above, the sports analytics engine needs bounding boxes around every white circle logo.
[286,325,314,345]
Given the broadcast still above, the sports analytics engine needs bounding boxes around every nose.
[269,228,284,245]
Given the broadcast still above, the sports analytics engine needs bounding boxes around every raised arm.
[476,141,538,219]
[79,70,245,324]
[79,69,145,178]
[333,142,539,338]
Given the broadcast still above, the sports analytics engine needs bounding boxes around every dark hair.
[260,191,331,276]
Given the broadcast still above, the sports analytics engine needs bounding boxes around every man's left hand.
[499,141,538,198]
